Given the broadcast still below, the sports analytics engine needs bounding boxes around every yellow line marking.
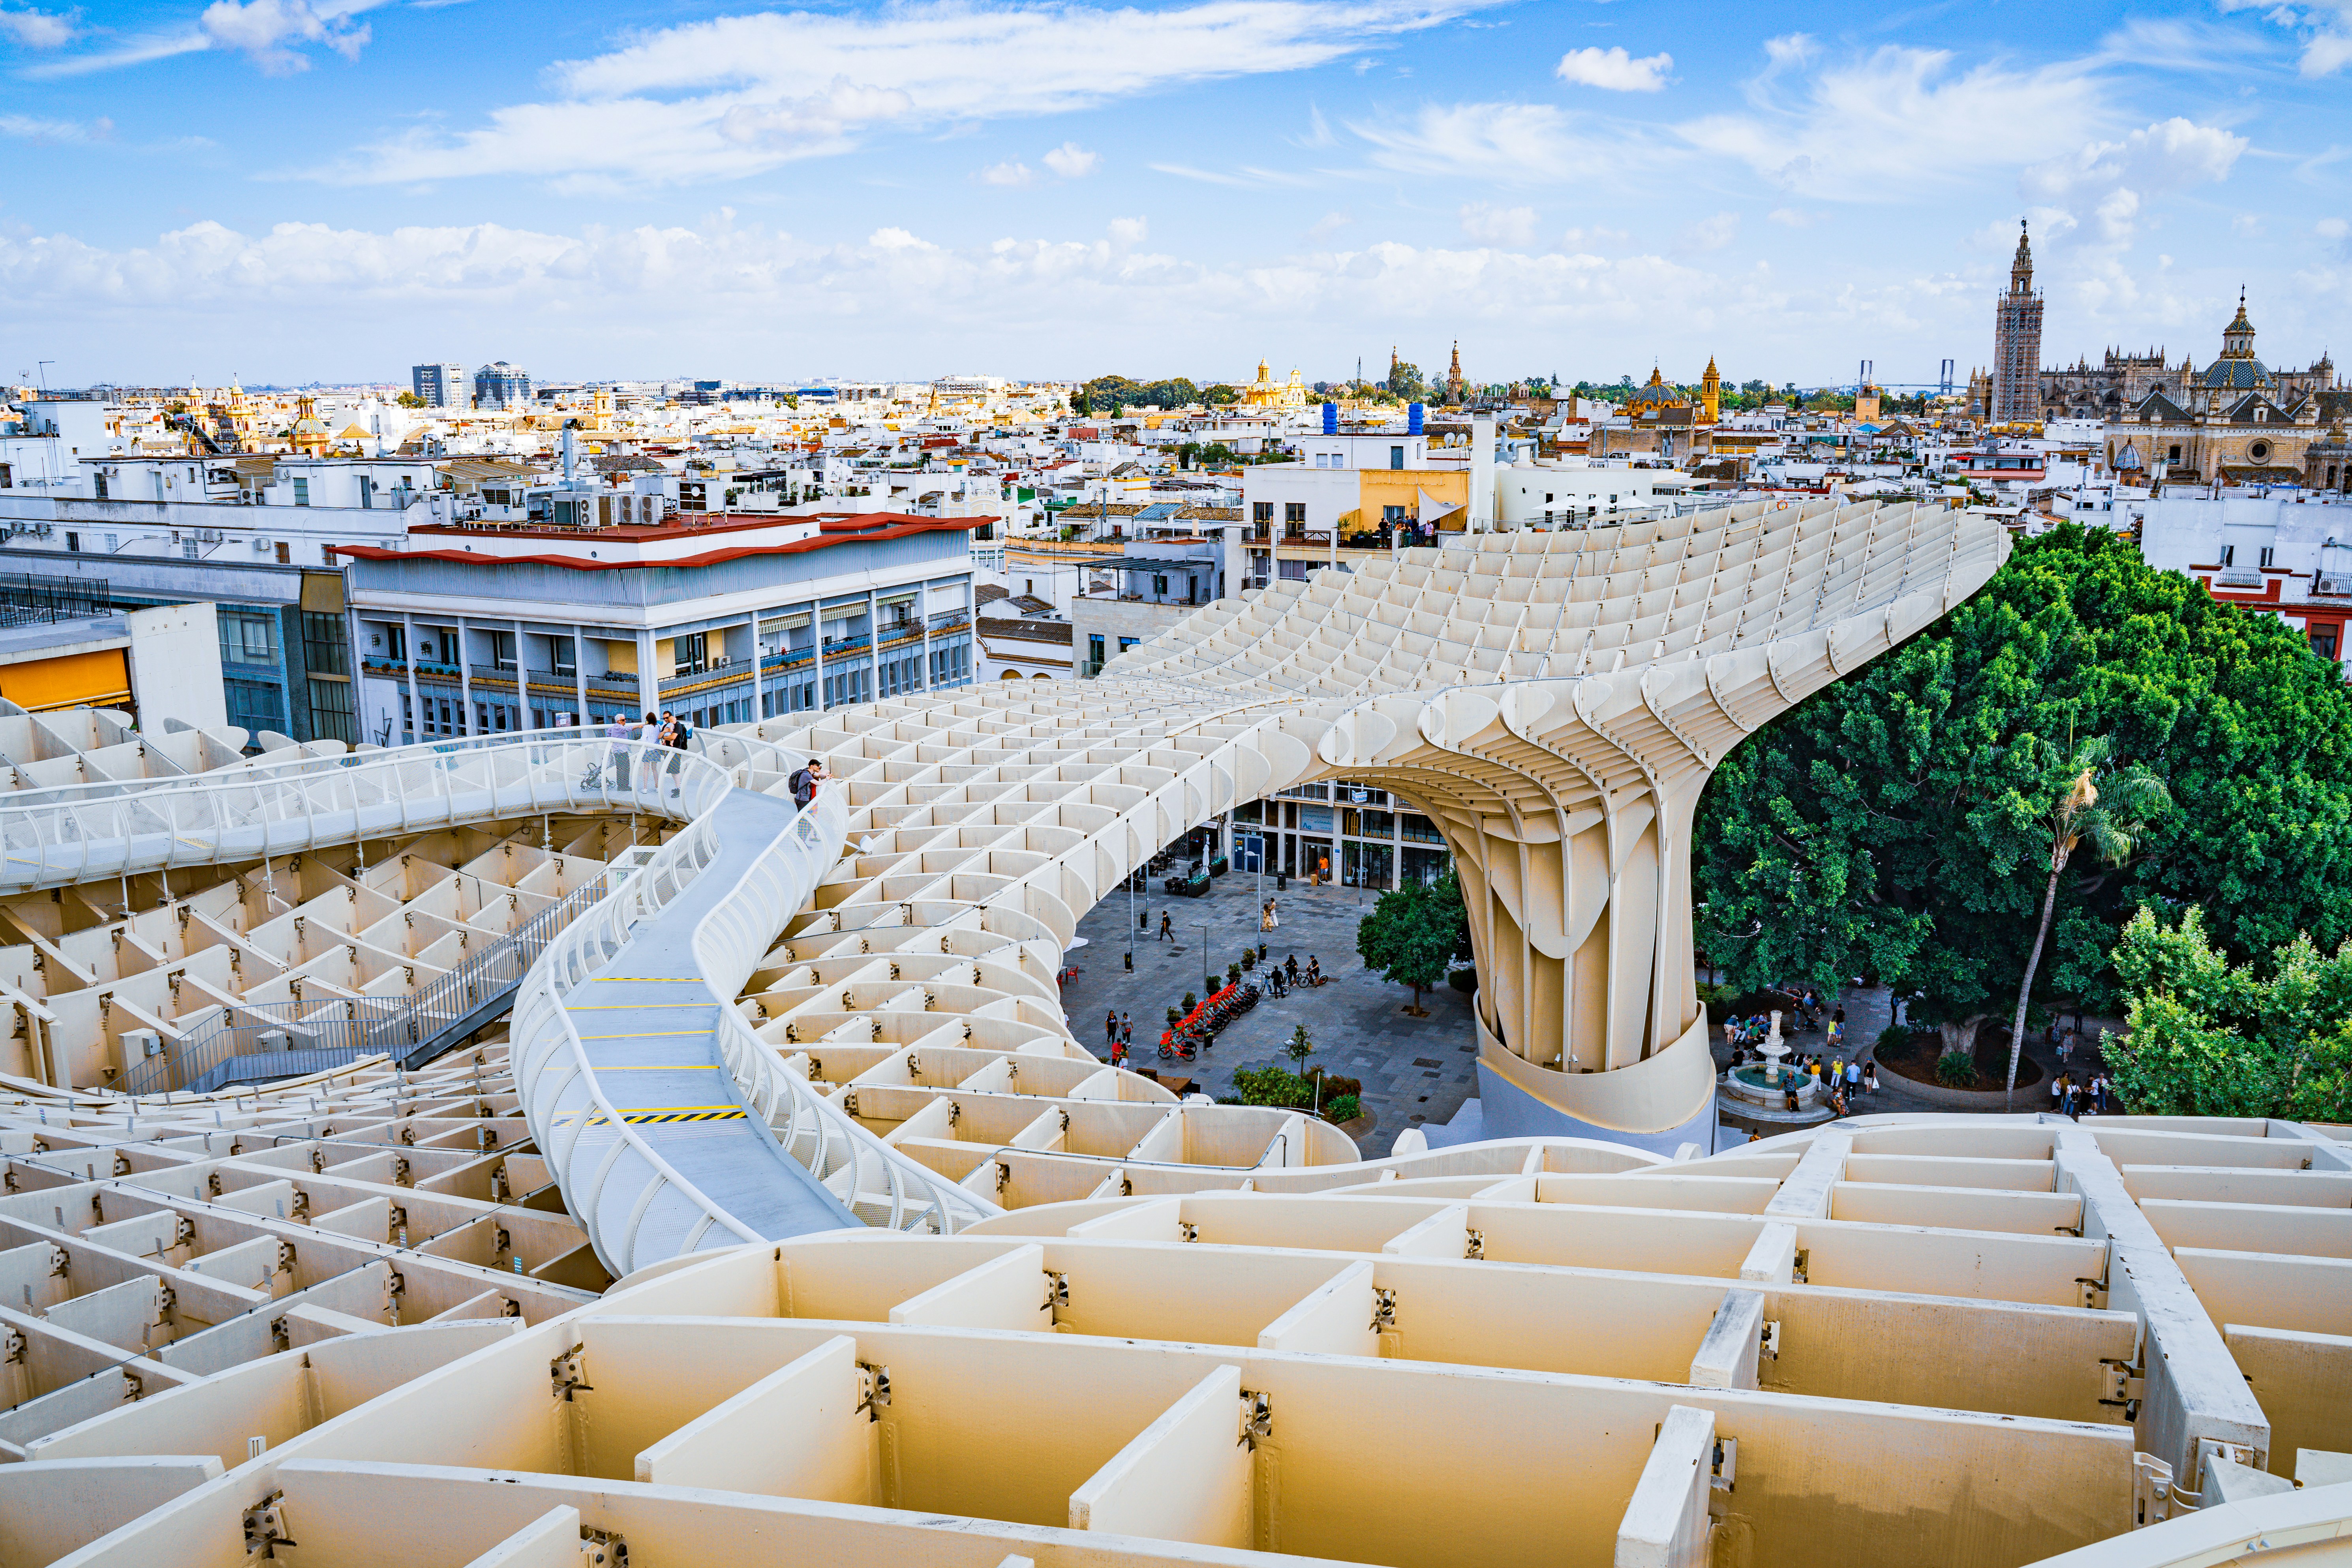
[579,1029,714,1039]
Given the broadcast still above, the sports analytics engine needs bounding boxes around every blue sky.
[2,0,2349,387]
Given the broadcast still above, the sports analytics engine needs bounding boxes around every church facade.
[2104,294,2348,489]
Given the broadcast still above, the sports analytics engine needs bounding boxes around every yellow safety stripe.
[578,1029,715,1039]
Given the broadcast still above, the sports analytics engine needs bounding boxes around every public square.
[1057,862,1479,1156]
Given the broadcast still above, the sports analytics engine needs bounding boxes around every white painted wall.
[127,603,228,731]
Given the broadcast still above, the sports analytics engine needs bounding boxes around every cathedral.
[2104,292,2348,490]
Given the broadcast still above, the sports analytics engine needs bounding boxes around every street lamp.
[1195,921,1211,995]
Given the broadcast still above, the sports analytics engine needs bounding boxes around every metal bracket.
[2077,1276,2109,1310]
[2,1328,24,1364]
[995,1161,1012,1197]
[948,1101,961,1126]
[550,1343,593,1401]
[2099,1358,2146,1421]
[1370,1286,1398,1331]
[1790,1248,1810,1285]
[1464,1228,1485,1261]
[2132,1453,2175,1528]
[907,1053,920,1075]
[1711,1436,1738,1493]
[275,1239,298,1274]
[46,1245,68,1278]
[578,1527,628,1566]
[1044,1269,1069,1311]
[1239,1388,1273,1450]
[242,1489,297,1556]
[1759,1320,1781,1361]
[270,1315,291,1352]
[857,1361,892,1420]
[1179,1221,1199,1243]
[842,1091,859,1117]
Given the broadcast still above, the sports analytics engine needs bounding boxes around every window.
[676,631,708,676]
[2314,629,2340,661]
[1089,634,1105,667]
[222,613,278,666]
[2260,547,2277,571]
[301,612,349,677]
[1389,445,1404,469]
[93,476,106,500]
[291,479,310,507]
[64,532,79,552]
[2220,545,2236,568]
[1152,574,1168,595]
[274,541,290,564]
[552,638,576,677]
[1118,636,1140,652]
[358,476,374,509]
[1284,502,1306,530]
[2168,445,2182,462]
[490,631,516,670]
[1252,502,1273,526]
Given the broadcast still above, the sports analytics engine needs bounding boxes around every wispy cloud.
[319,0,1487,187]
[26,0,390,76]
[1458,201,1536,246]
[977,158,1034,186]
[1149,161,1314,188]
[0,110,108,140]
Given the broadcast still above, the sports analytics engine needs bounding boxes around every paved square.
[1059,866,1479,1156]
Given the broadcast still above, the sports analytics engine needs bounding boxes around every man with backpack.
[789,758,821,809]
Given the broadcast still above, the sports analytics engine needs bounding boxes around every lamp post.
[1196,922,1211,996]
[1126,851,1136,971]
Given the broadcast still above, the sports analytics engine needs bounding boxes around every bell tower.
[1990,219,2045,423]
[1700,356,1722,423]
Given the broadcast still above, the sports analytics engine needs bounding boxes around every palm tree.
[2004,740,2170,1106]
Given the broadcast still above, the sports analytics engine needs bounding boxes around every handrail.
[29,727,995,1269]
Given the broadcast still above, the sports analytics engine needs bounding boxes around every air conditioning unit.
[2320,576,2352,598]
[253,537,273,554]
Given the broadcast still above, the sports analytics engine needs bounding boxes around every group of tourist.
[591,711,702,794]
[2051,1072,2113,1119]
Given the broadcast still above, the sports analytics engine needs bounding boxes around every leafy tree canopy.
[2106,907,2352,1121]
[1357,869,1474,1013]
[1080,375,1201,412]
[1385,361,1426,402]
[1694,525,2352,1035]
[1203,383,1239,405]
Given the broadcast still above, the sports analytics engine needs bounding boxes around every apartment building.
[411,363,466,409]
[341,509,980,744]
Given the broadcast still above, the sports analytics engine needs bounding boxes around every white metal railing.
[21,727,991,1269]
[508,773,996,1278]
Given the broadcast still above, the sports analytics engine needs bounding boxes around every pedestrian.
[1285,954,1299,985]
[1863,1060,1878,1094]
[790,757,821,808]
[1120,1013,1132,1050]
[1158,911,1173,941]
[2052,1074,2065,1112]
[603,714,634,789]
[1783,1082,1800,1114]
[1106,1010,1119,1050]
[1845,1058,1861,1095]
[661,710,693,796]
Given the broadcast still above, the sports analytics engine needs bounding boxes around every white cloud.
[1767,207,1823,227]
[2022,117,2247,246]
[2320,218,2350,240]
[1042,141,1099,178]
[327,0,1482,186]
[1107,216,1148,248]
[979,159,1035,187]
[1305,210,1352,240]
[1678,211,1740,252]
[197,0,383,71]
[1458,202,1536,246]
[1678,44,2108,199]
[0,111,109,141]
[2217,0,2352,75]
[1554,45,1672,92]
[1351,101,1639,183]
[0,5,73,47]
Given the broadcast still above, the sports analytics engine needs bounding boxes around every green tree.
[1357,869,1473,1016]
[395,391,424,408]
[1203,384,1239,405]
[1386,361,1426,401]
[2106,907,2352,1121]
[1284,1023,1315,1072]
[2000,742,2170,1104]
[1695,525,2352,1053]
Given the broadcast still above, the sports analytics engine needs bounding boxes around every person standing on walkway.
[1863,1060,1878,1094]
[1120,1013,1132,1053]
[1158,911,1173,941]
[1106,1010,1119,1051]
[1845,1059,1861,1095]
[603,715,633,789]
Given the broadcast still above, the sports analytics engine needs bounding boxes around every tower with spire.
[1990,218,2045,424]
[1699,355,1722,423]
[1445,341,1464,404]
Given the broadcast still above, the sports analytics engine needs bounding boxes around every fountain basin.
[1723,1065,1821,1108]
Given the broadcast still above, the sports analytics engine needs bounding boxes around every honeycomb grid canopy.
[748,497,2010,1153]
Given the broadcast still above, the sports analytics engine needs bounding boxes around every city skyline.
[1,0,2348,383]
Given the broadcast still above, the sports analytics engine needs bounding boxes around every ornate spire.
[2010,219,2034,296]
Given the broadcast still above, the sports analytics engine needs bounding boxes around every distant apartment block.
[411,362,466,409]
[473,361,531,409]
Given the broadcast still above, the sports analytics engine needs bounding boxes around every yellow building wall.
[1357,469,1470,528]
[604,639,638,674]
[0,648,132,714]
